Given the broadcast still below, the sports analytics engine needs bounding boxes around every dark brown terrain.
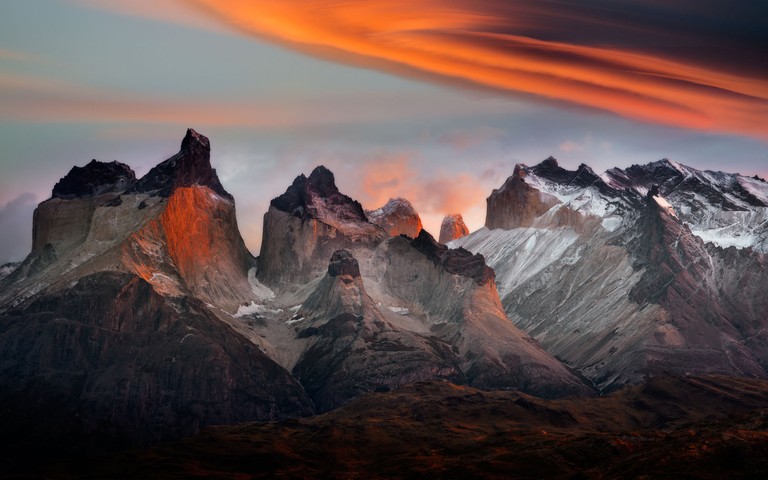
[12,374,767,479]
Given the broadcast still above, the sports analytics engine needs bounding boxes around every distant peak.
[52,159,136,198]
[370,197,417,214]
[270,166,368,223]
[306,165,339,198]
[366,197,422,238]
[439,213,469,244]
[180,128,210,152]
[541,156,559,168]
[131,129,231,199]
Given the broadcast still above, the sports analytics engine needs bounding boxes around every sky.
[1,0,767,263]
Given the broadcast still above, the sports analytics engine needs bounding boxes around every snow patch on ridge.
[248,267,275,300]
[738,176,768,205]
[525,172,626,230]
[235,301,283,318]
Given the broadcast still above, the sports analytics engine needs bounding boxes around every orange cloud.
[342,151,489,237]
[186,0,768,139]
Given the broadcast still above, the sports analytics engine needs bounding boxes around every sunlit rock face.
[455,157,768,391]
[366,197,423,238]
[0,129,313,447]
[439,213,469,244]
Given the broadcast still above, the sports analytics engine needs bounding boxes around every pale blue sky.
[1,0,766,263]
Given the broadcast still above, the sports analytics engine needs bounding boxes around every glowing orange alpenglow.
[123,186,250,304]
[189,0,768,138]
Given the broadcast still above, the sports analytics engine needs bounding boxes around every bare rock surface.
[258,166,386,286]
[439,213,469,244]
[366,197,423,238]
[456,156,768,391]
[0,130,313,451]
[52,159,136,198]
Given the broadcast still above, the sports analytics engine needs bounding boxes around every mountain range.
[1,129,766,475]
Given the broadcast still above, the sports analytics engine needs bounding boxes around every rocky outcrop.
[486,164,562,229]
[439,213,469,244]
[410,230,494,286]
[366,198,423,238]
[293,250,460,411]
[0,272,313,449]
[258,166,386,286]
[0,130,307,452]
[456,157,768,391]
[378,233,593,397]
[130,129,231,199]
[52,160,136,198]
[4,129,255,312]
[0,262,18,283]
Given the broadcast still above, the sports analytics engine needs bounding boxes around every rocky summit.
[455,156,768,391]
[366,197,423,238]
[439,213,469,244]
[0,132,592,457]
[0,130,311,452]
[3,132,768,478]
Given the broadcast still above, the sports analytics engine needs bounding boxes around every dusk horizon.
[2,0,767,264]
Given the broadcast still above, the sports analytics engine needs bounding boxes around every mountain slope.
[242,167,593,409]
[0,130,314,448]
[453,157,768,390]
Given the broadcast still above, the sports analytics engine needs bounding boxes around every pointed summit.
[270,165,367,223]
[180,127,210,152]
[306,165,339,198]
[131,128,231,199]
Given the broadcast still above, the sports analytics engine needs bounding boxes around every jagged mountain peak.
[540,156,559,168]
[270,165,368,224]
[528,157,604,189]
[180,127,210,152]
[131,128,231,200]
[52,159,136,199]
[410,230,495,286]
[306,165,339,198]
[259,165,385,286]
[6,128,253,312]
